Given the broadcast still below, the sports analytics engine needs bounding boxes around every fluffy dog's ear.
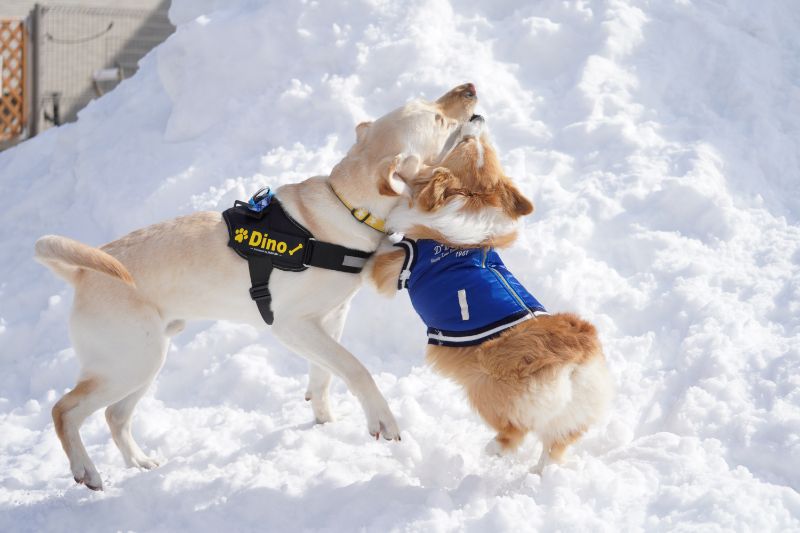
[356,121,372,143]
[502,182,534,217]
[416,168,460,211]
[378,154,420,197]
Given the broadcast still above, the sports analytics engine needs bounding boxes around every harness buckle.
[249,283,272,302]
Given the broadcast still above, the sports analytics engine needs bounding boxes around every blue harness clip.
[247,187,274,213]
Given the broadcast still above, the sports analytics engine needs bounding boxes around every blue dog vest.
[395,238,548,347]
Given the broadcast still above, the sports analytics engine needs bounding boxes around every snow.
[1,0,799,530]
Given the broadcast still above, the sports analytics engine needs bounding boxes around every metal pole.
[29,3,41,137]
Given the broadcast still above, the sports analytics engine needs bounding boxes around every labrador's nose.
[470,114,484,123]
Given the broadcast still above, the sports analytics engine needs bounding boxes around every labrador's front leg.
[273,317,400,441]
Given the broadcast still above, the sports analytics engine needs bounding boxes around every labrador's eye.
[435,113,444,124]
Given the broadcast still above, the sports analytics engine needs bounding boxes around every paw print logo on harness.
[234,228,249,243]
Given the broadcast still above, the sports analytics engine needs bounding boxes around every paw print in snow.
[235,228,249,243]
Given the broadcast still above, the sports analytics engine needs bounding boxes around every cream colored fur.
[35,84,478,491]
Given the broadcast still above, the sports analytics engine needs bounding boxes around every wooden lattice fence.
[0,20,27,142]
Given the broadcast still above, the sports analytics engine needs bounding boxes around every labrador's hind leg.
[53,377,146,490]
[304,302,349,424]
[305,363,334,424]
[52,378,107,490]
[56,286,169,490]
[105,379,160,470]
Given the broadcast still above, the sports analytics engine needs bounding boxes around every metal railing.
[1,1,173,148]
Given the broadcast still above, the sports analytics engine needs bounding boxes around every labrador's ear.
[356,121,372,143]
[416,168,461,211]
[502,181,534,217]
[378,154,420,197]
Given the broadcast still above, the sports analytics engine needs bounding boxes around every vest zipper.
[482,248,531,312]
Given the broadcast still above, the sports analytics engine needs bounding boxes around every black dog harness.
[222,188,373,325]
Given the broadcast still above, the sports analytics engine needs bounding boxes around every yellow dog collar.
[329,183,387,233]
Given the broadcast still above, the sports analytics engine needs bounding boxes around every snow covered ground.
[1,0,799,530]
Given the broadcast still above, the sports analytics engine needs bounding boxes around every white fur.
[510,357,613,472]
[460,118,484,138]
[475,140,484,168]
[387,197,519,244]
[434,117,485,166]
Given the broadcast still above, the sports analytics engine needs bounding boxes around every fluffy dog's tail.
[35,235,135,287]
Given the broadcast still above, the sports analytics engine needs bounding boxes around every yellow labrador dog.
[35,84,478,490]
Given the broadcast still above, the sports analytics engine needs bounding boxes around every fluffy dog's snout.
[461,115,484,138]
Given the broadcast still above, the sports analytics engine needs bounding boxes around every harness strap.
[306,239,371,273]
[247,256,275,325]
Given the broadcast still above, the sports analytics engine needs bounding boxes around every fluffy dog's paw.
[485,438,507,457]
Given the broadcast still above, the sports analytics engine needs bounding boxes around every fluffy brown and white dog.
[34,84,478,490]
[371,117,613,472]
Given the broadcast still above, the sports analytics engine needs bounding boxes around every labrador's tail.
[35,235,135,286]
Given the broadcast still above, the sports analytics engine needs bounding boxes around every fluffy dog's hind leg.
[485,425,526,456]
[532,430,585,474]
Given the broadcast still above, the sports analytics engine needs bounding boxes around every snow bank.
[1,0,798,530]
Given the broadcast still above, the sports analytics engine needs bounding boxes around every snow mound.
[1,0,798,530]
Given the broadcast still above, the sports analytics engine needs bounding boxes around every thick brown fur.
[414,138,533,218]
[371,249,405,297]
[426,313,602,434]
[476,313,600,382]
